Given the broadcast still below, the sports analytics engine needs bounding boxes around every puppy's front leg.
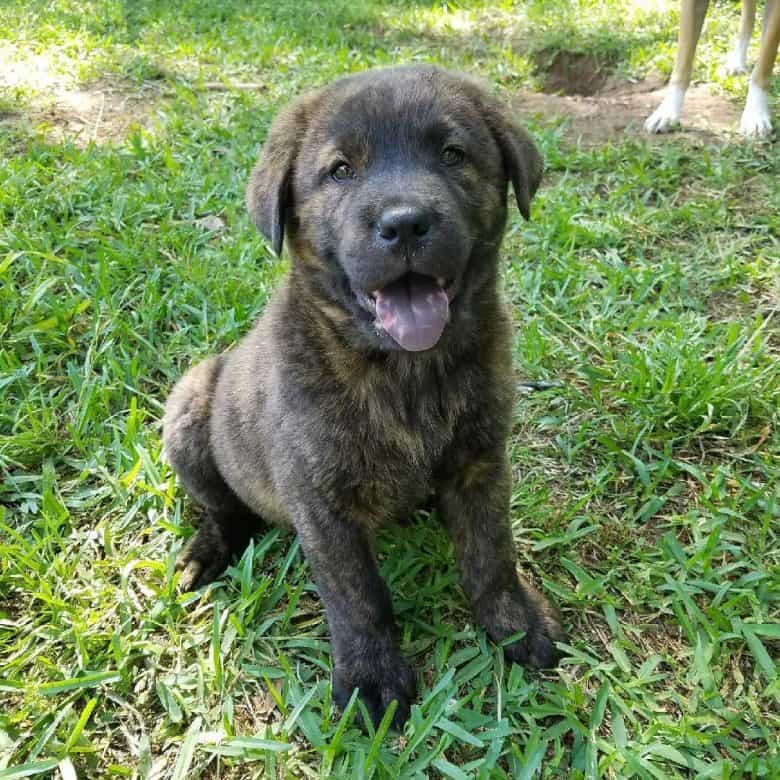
[293,499,416,729]
[438,456,564,668]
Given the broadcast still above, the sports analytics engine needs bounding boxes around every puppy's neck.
[280,262,507,392]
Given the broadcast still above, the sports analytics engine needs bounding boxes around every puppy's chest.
[319,378,464,522]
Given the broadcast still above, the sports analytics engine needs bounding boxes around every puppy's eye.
[440,146,465,166]
[331,162,355,181]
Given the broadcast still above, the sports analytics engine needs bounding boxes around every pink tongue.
[374,273,449,352]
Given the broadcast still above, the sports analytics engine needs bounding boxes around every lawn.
[1,1,778,778]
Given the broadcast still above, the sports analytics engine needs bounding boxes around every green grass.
[1,1,779,777]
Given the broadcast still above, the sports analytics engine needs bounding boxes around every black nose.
[377,205,432,245]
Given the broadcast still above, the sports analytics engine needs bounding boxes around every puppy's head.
[247,65,541,353]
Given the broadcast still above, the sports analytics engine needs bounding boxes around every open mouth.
[354,272,455,352]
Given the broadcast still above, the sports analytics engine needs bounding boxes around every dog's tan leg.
[725,0,757,74]
[645,0,711,133]
[740,0,780,136]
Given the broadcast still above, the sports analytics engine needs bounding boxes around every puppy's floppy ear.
[246,98,310,256]
[479,94,543,221]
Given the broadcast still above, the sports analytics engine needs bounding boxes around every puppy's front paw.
[332,638,416,731]
[474,580,564,669]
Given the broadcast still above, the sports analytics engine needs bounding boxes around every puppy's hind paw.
[174,518,233,591]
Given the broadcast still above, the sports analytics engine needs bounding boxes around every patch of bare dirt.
[0,46,163,146]
[533,49,614,97]
[3,80,162,146]
[513,75,744,145]
[705,289,758,322]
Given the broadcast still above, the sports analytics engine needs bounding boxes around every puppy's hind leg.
[163,356,262,590]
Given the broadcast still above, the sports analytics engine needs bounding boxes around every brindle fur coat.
[163,65,563,729]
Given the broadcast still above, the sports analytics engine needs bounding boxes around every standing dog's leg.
[740,0,780,136]
[438,456,564,668]
[646,0,711,133]
[724,0,757,74]
[291,497,416,730]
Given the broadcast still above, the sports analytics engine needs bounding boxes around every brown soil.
[3,80,161,146]
[533,49,614,97]
[512,74,745,145]
[0,45,161,145]
[1,39,746,150]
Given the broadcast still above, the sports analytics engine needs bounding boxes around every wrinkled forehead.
[303,75,495,161]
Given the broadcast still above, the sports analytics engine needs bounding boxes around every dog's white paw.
[645,104,681,133]
[645,85,685,134]
[740,84,772,138]
[740,110,772,138]
[723,48,750,76]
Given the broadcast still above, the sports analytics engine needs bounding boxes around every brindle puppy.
[163,65,564,729]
